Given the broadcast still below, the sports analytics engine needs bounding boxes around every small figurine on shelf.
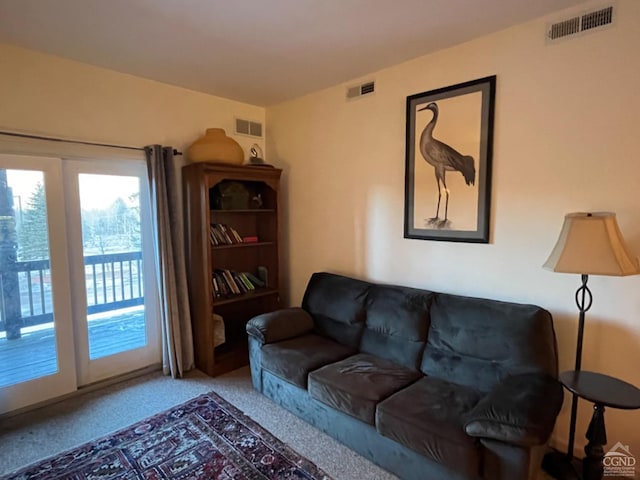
[251,193,263,209]
[246,144,273,167]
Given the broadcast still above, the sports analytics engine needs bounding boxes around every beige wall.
[267,0,640,454]
[2,0,638,458]
[0,44,264,160]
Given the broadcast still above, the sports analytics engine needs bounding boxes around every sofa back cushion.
[359,285,432,370]
[302,272,370,348]
[421,293,558,392]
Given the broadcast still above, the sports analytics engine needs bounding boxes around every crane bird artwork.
[404,75,494,243]
[418,102,475,229]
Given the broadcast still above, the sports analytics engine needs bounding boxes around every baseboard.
[0,364,162,420]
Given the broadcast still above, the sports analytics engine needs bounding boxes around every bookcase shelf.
[183,162,282,377]
[212,287,279,306]
[212,209,276,214]
[212,241,275,250]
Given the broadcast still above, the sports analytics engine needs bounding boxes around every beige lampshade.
[543,212,640,276]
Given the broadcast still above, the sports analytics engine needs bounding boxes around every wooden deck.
[0,308,146,388]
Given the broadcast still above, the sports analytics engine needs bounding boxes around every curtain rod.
[0,130,182,155]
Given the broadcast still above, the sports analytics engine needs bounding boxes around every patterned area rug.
[1,392,333,480]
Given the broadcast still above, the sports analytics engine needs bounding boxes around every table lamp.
[542,212,640,475]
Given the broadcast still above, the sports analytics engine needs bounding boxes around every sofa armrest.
[246,307,314,345]
[464,373,563,447]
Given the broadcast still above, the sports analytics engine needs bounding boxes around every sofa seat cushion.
[261,334,355,388]
[376,376,484,477]
[308,353,421,424]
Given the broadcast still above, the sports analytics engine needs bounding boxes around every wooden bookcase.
[182,162,282,376]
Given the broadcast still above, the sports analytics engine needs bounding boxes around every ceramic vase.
[188,128,244,164]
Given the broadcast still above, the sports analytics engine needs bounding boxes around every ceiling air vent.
[235,118,263,138]
[346,80,375,100]
[546,4,615,42]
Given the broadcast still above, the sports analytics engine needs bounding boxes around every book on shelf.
[209,226,220,246]
[218,224,235,244]
[236,272,255,291]
[242,235,259,243]
[211,275,220,297]
[219,225,233,244]
[209,225,227,245]
[232,272,250,293]
[228,226,243,243]
[243,271,265,288]
[212,269,266,299]
[209,224,243,246]
[212,271,228,298]
[222,269,241,294]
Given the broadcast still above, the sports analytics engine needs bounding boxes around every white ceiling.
[0,0,590,106]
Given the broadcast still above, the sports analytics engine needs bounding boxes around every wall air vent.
[546,4,615,42]
[548,16,580,40]
[346,80,375,100]
[582,5,614,31]
[235,118,263,138]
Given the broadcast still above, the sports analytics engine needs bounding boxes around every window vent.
[547,5,615,42]
[346,80,375,100]
[235,118,263,138]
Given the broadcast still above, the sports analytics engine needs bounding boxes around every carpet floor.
[0,367,395,480]
[1,390,332,480]
[0,367,554,479]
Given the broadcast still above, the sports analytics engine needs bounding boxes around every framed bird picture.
[404,75,496,243]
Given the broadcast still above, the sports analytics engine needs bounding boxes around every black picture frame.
[404,76,496,243]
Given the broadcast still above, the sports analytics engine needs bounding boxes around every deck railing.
[0,251,143,332]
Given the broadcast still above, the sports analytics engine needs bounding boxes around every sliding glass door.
[64,160,160,386]
[0,152,160,414]
[0,155,76,413]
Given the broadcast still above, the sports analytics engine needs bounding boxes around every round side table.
[559,370,640,480]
